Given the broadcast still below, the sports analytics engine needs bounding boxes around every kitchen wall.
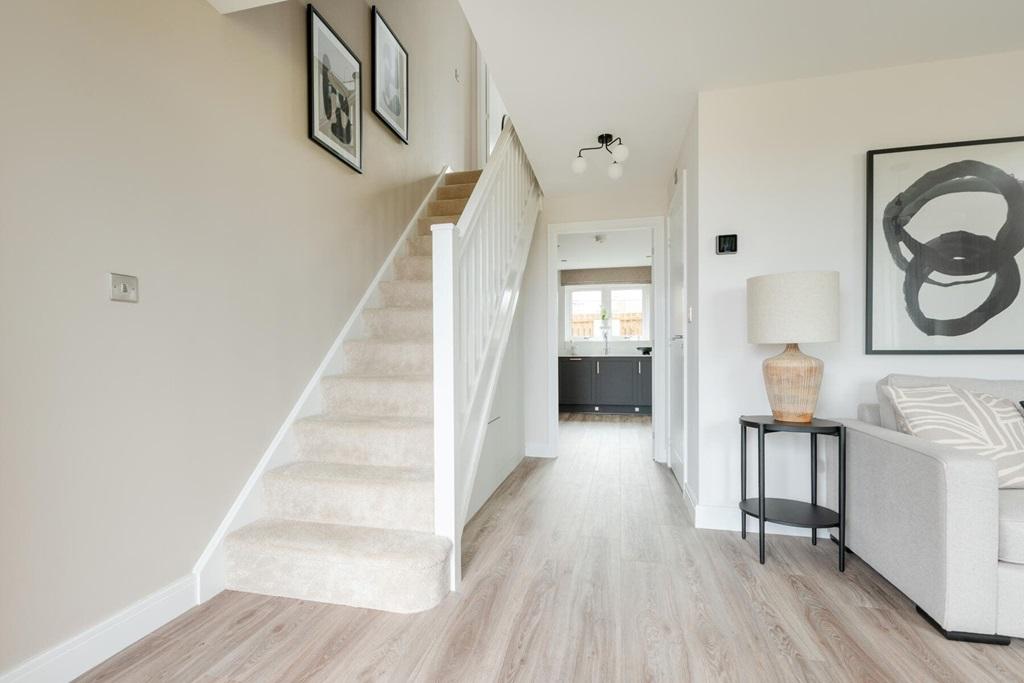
[0,0,476,672]
[680,50,1024,527]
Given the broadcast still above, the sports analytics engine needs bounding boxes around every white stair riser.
[225,543,449,613]
[344,341,432,375]
[363,308,432,338]
[379,280,433,307]
[264,473,432,531]
[395,256,432,280]
[322,377,433,418]
[293,421,432,467]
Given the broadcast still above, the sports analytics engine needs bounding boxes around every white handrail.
[431,124,542,589]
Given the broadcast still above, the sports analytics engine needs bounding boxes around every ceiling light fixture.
[571,132,629,180]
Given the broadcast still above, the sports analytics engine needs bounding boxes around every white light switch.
[110,273,139,303]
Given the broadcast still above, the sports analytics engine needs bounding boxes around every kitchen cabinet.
[558,356,652,415]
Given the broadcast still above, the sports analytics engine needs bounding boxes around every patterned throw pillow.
[882,384,1024,489]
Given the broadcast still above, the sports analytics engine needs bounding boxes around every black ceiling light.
[571,132,630,180]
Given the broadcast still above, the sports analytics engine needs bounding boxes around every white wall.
[467,305,525,519]
[685,50,1024,525]
[520,187,669,455]
[0,0,476,672]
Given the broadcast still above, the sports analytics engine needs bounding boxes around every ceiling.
[557,228,652,270]
[459,0,1024,197]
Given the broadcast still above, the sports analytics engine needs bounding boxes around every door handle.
[638,361,642,375]
[672,334,684,340]
[569,357,582,361]
[597,361,600,374]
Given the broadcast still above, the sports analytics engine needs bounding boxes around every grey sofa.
[833,374,1024,643]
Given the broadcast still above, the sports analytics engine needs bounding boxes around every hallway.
[79,415,1024,681]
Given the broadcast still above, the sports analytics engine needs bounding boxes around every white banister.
[431,124,542,589]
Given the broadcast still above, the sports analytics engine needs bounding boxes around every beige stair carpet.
[225,169,481,613]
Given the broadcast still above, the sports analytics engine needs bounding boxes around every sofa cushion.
[1000,490,1024,564]
[877,374,1024,431]
[882,383,1024,488]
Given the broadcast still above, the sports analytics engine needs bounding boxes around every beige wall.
[0,0,476,670]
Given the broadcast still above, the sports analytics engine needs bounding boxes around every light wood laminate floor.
[79,414,1024,682]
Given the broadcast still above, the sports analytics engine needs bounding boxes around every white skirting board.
[0,576,196,683]
[190,167,451,604]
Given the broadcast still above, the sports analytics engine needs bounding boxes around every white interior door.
[667,181,687,490]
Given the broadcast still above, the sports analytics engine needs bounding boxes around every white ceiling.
[459,0,1024,197]
[558,228,652,270]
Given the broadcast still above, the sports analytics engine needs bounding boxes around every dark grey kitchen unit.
[559,356,652,415]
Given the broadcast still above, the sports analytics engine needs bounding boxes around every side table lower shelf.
[739,498,839,529]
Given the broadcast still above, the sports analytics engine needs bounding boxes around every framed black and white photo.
[867,136,1024,354]
[372,7,409,144]
[308,5,362,172]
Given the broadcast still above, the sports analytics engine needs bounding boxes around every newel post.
[431,223,461,590]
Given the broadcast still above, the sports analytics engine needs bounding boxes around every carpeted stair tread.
[428,197,469,216]
[379,279,432,307]
[268,460,432,483]
[363,306,432,338]
[292,414,432,466]
[228,519,449,569]
[445,169,482,185]
[437,182,476,200]
[394,255,432,280]
[321,374,433,419]
[344,338,432,375]
[264,462,432,530]
[225,519,451,612]
[408,235,433,256]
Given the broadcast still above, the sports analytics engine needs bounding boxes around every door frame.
[547,216,669,462]
[667,178,689,491]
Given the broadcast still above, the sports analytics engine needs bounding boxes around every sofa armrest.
[832,420,1000,634]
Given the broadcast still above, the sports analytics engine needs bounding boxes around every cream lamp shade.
[746,271,839,422]
[747,271,839,345]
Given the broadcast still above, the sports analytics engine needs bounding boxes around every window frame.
[564,283,652,342]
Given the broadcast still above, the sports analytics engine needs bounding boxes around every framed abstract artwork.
[372,7,409,143]
[308,5,363,172]
[867,136,1024,354]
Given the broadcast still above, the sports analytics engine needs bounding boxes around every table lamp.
[746,271,839,423]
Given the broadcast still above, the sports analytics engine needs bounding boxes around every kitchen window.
[565,284,651,341]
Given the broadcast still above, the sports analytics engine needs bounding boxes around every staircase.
[224,170,483,613]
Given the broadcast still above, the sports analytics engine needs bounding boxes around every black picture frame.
[371,6,409,144]
[866,135,1024,355]
[307,4,363,173]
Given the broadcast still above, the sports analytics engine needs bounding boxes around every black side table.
[739,415,846,571]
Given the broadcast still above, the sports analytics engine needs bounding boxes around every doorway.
[546,217,668,462]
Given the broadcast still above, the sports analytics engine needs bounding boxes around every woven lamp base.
[762,343,823,423]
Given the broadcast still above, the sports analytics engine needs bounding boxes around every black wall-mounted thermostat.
[716,234,738,255]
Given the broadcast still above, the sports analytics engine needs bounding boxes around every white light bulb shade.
[746,271,839,344]
[611,143,630,162]
[607,162,624,180]
[571,156,587,174]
